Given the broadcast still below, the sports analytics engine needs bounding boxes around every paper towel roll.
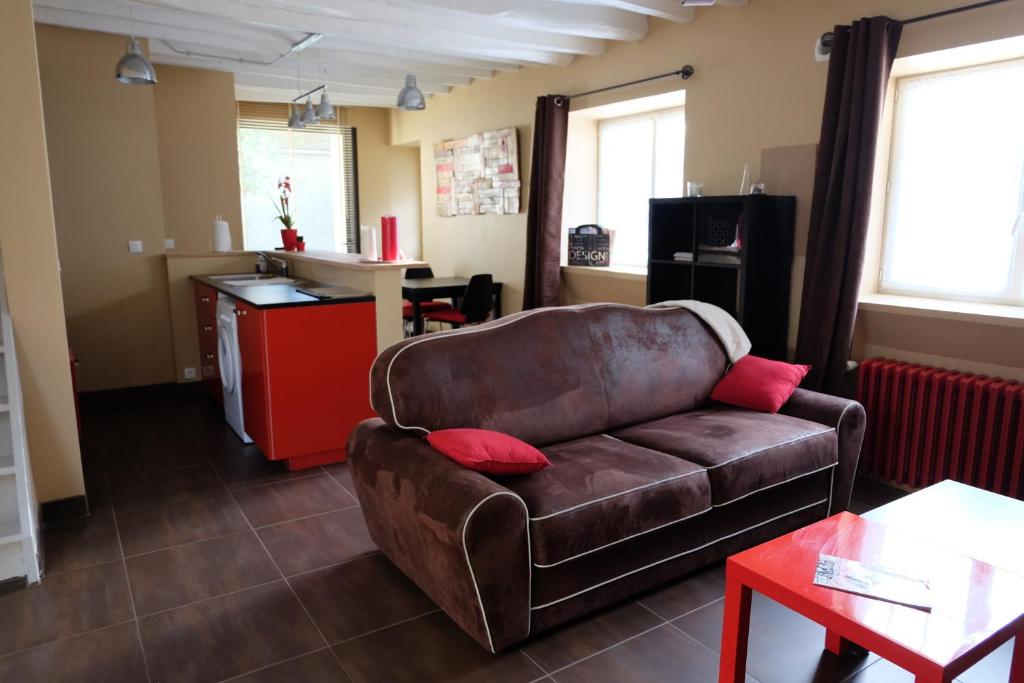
[360,225,378,261]
[212,216,232,252]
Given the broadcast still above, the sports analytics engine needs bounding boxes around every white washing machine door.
[217,319,238,396]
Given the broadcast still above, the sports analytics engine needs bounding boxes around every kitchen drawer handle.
[202,325,213,332]
[235,309,247,317]
[204,353,215,360]
[200,296,211,303]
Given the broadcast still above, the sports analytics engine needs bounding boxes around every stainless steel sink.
[211,273,296,286]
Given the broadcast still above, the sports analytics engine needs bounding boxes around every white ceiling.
[32,0,747,108]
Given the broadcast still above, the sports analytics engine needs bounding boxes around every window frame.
[235,103,360,254]
[877,57,1024,307]
[596,106,685,268]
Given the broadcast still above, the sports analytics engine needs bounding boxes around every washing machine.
[216,294,252,443]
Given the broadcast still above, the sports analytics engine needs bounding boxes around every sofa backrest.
[369,304,729,445]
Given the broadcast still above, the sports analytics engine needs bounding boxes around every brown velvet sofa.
[347,304,866,653]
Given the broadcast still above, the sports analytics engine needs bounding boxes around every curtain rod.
[557,65,694,104]
[902,0,1013,25]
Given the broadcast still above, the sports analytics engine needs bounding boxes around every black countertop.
[191,274,375,309]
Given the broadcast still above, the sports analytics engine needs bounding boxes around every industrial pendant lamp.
[315,89,335,120]
[287,103,305,129]
[302,98,319,124]
[115,36,158,85]
[397,74,426,111]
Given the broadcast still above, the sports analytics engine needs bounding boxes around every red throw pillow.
[710,355,810,413]
[426,428,551,475]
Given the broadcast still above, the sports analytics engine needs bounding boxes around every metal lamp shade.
[115,37,158,85]
[287,104,305,129]
[397,74,426,111]
[301,98,318,124]
[315,91,335,120]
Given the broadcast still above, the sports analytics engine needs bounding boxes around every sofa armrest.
[347,418,531,652]
[778,388,866,513]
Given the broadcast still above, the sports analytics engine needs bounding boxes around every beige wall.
[349,107,422,258]
[393,0,1024,374]
[155,66,244,252]
[0,1,84,502]
[37,25,176,392]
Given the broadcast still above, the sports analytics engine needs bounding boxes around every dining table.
[402,277,503,335]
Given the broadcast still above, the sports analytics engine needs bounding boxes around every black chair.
[405,267,434,279]
[402,266,452,332]
[422,274,494,329]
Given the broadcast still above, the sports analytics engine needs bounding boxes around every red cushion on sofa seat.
[426,428,550,475]
[710,355,810,413]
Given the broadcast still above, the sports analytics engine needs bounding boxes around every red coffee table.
[718,505,1024,682]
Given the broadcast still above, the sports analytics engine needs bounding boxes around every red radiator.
[857,358,1024,498]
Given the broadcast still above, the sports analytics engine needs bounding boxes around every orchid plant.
[272,176,294,228]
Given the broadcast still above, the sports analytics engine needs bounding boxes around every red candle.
[381,215,399,261]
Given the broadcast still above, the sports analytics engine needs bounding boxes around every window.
[237,102,359,252]
[597,108,685,267]
[879,59,1024,305]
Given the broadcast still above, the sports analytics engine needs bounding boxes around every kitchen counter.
[191,274,374,310]
[168,249,427,272]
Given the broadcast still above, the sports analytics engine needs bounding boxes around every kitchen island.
[192,272,376,470]
[165,250,426,386]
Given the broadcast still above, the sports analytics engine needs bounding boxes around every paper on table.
[814,554,933,612]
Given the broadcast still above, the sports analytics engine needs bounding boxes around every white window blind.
[597,108,685,267]
[880,59,1024,304]
[236,102,359,253]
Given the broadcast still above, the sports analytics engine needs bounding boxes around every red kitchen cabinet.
[234,299,377,470]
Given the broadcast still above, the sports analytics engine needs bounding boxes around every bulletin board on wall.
[434,127,521,217]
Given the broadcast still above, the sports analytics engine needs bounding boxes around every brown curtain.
[523,95,569,310]
[795,17,902,393]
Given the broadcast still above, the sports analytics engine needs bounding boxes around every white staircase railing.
[0,260,40,587]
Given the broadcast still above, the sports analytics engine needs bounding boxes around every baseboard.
[40,495,90,527]
[0,575,28,595]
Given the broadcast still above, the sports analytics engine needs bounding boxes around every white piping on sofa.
[711,462,838,507]
[461,490,531,654]
[528,468,707,522]
[703,429,835,470]
[376,303,692,434]
[529,498,829,611]
[531,463,838,569]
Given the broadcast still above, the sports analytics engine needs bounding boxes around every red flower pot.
[296,241,306,252]
[280,228,298,251]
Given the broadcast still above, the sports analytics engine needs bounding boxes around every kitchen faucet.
[257,252,290,277]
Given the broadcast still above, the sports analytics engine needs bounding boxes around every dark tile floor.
[0,391,1015,682]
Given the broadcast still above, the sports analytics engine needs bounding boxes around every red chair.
[403,267,452,337]
[423,274,494,330]
[402,266,453,318]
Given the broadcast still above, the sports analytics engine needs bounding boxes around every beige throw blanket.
[646,300,751,363]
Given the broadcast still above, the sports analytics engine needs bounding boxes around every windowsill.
[562,264,647,280]
[859,292,1024,329]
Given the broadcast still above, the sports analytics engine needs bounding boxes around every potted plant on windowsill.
[273,176,298,251]
[296,235,306,252]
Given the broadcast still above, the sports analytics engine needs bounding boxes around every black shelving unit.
[646,194,795,359]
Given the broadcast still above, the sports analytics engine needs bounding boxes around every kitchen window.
[597,108,685,268]
[236,102,359,252]
[878,58,1024,305]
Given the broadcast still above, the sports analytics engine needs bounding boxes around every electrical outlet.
[164,238,176,250]
[128,240,143,253]
[183,367,198,380]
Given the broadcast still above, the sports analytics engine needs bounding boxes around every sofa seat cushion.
[501,434,711,568]
[610,407,837,506]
